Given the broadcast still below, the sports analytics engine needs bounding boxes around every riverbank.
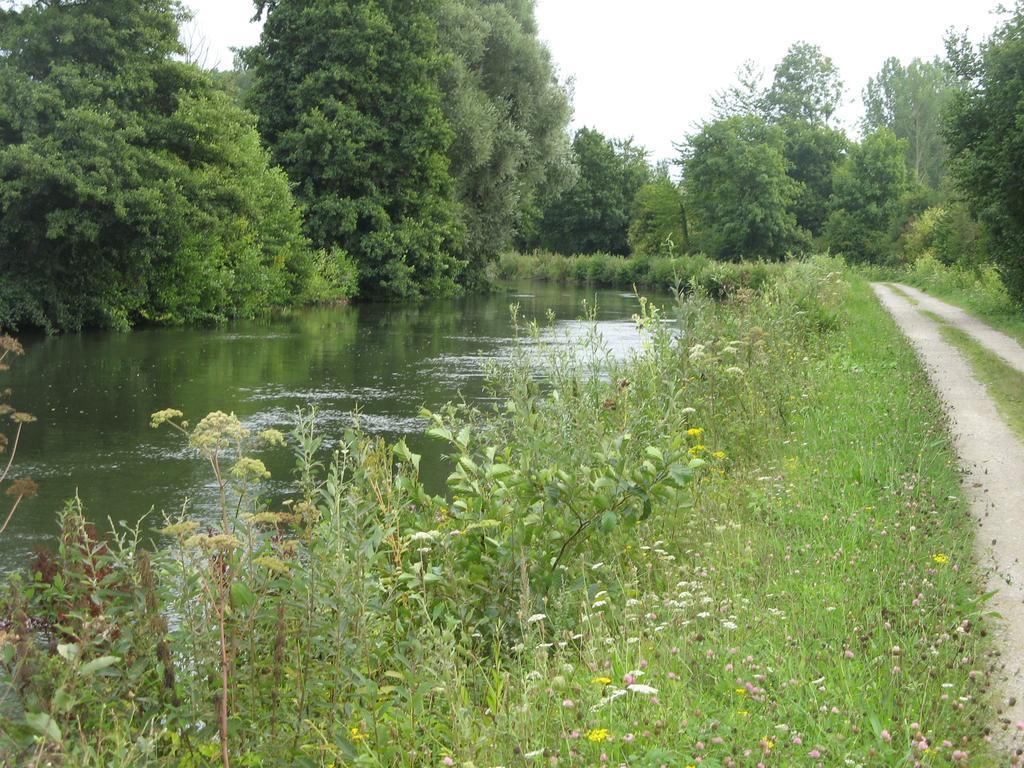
[497,250,782,299]
[0,259,1006,766]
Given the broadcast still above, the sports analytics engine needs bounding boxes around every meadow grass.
[0,263,1004,767]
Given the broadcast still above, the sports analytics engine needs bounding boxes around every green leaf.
[57,642,80,663]
[79,655,120,677]
[231,580,256,608]
[25,712,62,743]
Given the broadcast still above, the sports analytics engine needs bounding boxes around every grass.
[496,250,782,298]
[0,260,1005,766]
[938,324,1024,442]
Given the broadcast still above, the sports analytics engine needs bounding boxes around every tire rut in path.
[873,283,1024,752]
[889,282,1024,373]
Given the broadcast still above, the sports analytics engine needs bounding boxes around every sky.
[181,0,1003,164]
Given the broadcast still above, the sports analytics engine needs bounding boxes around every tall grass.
[0,257,1004,766]
[497,250,781,299]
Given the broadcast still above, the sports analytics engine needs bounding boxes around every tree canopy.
[823,128,910,263]
[0,0,312,332]
[526,127,651,255]
[680,116,804,260]
[437,0,574,281]
[245,0,464,298]
[863,56,954,189]
[944,6,1024,302]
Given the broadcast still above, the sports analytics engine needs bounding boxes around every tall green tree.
[781,119,849,237]
[680,116,805,260]
[437,0,573,281]
[0,0,310,332]
[528,127,651,255]
[944,7,1024,303]
[863,56,955,189]
[628,167,688,255]
[245,0,463,298]
[823,129,910,263]
[765,42,844,126]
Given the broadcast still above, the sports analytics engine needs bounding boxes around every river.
[1,282,666,570]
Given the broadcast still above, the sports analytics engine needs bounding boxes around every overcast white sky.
[181,0,1003,164]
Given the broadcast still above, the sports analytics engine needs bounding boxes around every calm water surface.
[2,282,668,570]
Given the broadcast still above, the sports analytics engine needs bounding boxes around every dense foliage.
[0,0,318,332]
[863,57,954,190]
[824,129,911,263]
[680,116,804,260]
[524,127,652,256]
[944,5,1024,304]
[438,0,574,281]
[245,0,464,298]
[628,169,688,255]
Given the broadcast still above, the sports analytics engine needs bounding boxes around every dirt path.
[874,283,1024,752]
[890,282,1024,373]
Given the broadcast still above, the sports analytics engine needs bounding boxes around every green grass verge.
[938,324,1024,442]
[1,265,1001,766]
[866,257,1024,347]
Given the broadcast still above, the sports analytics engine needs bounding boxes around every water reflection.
[2,282,667,569]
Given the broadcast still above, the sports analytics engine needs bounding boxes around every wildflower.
[230,457,271,482]
[735,688,748,697]
[626,683,658,695]
[688,445,706,457]
[5,477,38,499]
[808,749,821,758]
[150,408,184,428]
[587,728,610,743]
[190,411,249,452]
[562,699,575,709]
[712,450,727,459]
[527,613,547,624]
[253,555,290,574]
[158,520,200,537]
[880,730,892,743]
[442,757,455,767]
[349,725,368,742]
[933,553,950,565]
[686,427,704,438]
[592,676,612,686]
[258,429,287,447]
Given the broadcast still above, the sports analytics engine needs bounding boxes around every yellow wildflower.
[688,445,706,457]
[591,676,612,686]
[712,450,727,460]
[586,728,609,743]
[686,427,704,438]
[735,687,748,696]
[933,553,949,565]
[349,725,368,742]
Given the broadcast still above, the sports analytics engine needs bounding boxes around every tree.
[528,128,652,255]
[765,42,844,126]
[823,129,910,263]
[863,56,955,189]
[680,116,805,260]
[628,168,688,255]
[0,0,311,332]
[781,120,849,237]
[245,0,464,298]
[711,59,768,120]
[944,6,1024,303]
[437,0,573,282]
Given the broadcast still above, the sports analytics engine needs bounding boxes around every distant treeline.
[1,1,1022,332]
